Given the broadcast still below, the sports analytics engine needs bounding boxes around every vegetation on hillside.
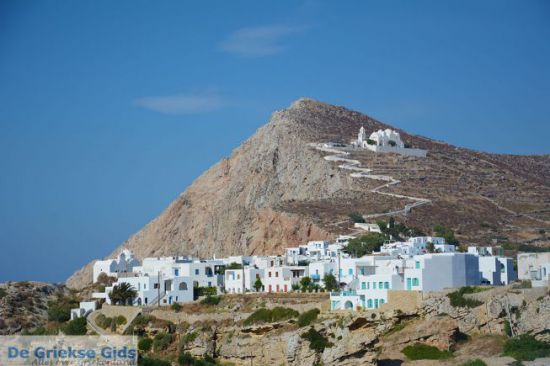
[47,296,80,322]
[348,212,365,223]
[343,233,386,257]
[402,343,453,360]
[503,334,550,361]
[301,327,332,353]
[243,307,299,326]
[461,360,487,366]
[200,295,221,305]
[447,286,487,308]
[297,308,320,327]
[61,317,87,335]
[139,357,171,366]
[433,224,459,245]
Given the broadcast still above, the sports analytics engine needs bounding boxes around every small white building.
[354,223,382,233]
[104,274,194,306]
[351,127,427,157]
[308,261,337,286]
[224,267,264,294]
[70,301,97,320]
[263,266,308,293]
[331,252,482,310]
[380,237,452,257]
[93,249,141,283]
[517,252,550,287]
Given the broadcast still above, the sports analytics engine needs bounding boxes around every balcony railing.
[330,290,357,296]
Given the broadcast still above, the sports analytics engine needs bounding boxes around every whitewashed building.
[517,252,550,287]
[93,249,141,283]
[331,252,482,310]
[224,267,264,293]
[351,127,427,157]
[103,273,194,306]
[263,266,308,293]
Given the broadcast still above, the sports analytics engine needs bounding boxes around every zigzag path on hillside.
[309,143,431,220]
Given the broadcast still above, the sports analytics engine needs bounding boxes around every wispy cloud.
[135,91,226,115]
[221,25,303,57]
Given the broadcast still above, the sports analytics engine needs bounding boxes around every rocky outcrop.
[422,285,550,341]
[188,316,382,366]
[0,281,68,335]
[67,98,550,289]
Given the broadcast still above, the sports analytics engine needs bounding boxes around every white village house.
[517,252,550,287]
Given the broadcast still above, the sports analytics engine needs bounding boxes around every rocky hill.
[67,98,550,289]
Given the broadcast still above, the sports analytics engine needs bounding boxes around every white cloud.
[221,25,302,57]
[135,92,226,115]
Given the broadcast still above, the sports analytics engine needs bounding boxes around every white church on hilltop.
[352,126,427,158]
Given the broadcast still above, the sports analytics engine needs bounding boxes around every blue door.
[169,296,172,305]
[406,278,412,290]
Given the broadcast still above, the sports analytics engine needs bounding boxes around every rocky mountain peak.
[67,99,549,289]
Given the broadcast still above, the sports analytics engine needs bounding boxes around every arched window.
[179,282,188,291]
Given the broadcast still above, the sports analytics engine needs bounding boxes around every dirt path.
[310,143,431,219]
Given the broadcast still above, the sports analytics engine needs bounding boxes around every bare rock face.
[67,98,550,289]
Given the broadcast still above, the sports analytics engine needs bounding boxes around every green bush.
[115,315,127,326]
[447,286,486,308]
[138,337,153,352]
[322,274,338,292]
[243,307,299,325]
[200,295,221,305]
[0,288,7,299]
[24,326,59,335]
[401,343,453,360]
[181,331,198,347]
[301,327,332,353]
[503,334,550,361]
[172,303,183,312]
[348,212,365,223]
[153,333,174,352]
[139,357,171,366]
[62,317,87,335]
[297,308,320,327]
[462,360,487,366]
[99,316,113,329]
[271,306,299,322]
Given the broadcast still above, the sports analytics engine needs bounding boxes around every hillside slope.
[67,98,549,288]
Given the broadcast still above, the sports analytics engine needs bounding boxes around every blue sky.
[0,1,549,283]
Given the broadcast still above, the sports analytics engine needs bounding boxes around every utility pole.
[242,264,246,294]
[157,271,161,308]
[338,251,341,289]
